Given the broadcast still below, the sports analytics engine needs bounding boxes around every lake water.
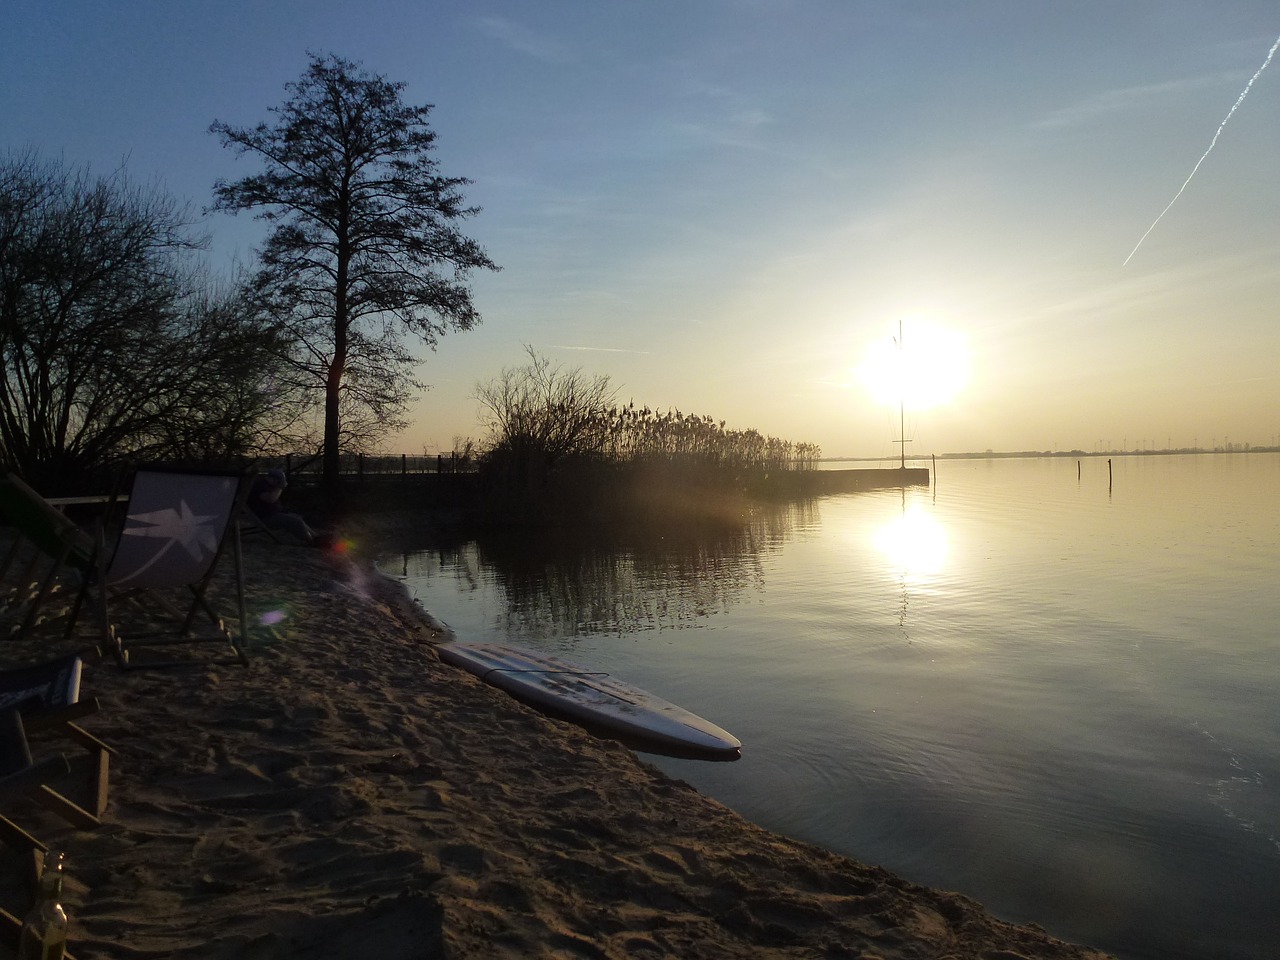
[380,454,1280,960]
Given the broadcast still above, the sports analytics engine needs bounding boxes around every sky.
[4,1,1279,459]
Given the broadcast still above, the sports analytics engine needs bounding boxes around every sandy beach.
[1,531,1115,959]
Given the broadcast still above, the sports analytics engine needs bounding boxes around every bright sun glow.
[857,319,971,410]
[872,505,948,577]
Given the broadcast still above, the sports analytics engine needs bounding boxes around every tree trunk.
[323,340,344,492]
[324,232,350,492]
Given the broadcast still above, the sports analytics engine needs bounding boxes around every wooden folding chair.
[68,467,253,669]
[0,655,115,830]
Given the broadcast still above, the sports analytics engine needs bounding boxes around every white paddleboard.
[437,642,741,758]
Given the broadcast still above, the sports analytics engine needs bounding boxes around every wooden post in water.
[1078,460,1081,481]
[1108,458,1112,492]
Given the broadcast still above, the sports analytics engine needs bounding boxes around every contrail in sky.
[1124,31,1280,266]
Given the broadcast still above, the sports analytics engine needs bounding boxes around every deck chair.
[0,655,114,831]
[0,475,96,639]
[71,468,253,669]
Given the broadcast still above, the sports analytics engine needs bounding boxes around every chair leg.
[89,746,110,819]
[232,522,249,664]
[27,783,100,830]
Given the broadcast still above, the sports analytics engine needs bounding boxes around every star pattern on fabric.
[123,500,220,561]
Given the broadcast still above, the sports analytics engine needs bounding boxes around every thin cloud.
[473,16,570,63]
[1031,73,1233,130]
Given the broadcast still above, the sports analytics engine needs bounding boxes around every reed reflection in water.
[389,498,818,642]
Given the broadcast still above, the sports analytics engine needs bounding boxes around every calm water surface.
[383,455,1280,960]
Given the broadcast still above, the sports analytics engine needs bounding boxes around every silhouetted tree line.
[2,53,496,493]
[0,151,302,491]
[475,348,821,500]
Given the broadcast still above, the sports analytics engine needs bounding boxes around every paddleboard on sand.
[437,642,741,759]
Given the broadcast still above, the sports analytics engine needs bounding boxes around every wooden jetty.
[757,467,930,496]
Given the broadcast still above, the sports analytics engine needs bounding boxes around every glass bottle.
[18,850,68,960]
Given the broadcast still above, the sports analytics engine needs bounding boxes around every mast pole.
[898,320,905,469]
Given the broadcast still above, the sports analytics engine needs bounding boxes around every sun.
[856,319,971,411]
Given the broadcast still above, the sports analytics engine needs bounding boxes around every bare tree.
[475,347,617,483]
[0,151,292,491]
[151,282,306,462]
[210,52,499,490]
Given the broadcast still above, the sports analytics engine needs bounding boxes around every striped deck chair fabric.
[86,468,252,669]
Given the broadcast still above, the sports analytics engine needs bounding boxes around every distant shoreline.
[823,446,1279,463]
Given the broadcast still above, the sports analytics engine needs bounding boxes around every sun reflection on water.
[872,504,948,580]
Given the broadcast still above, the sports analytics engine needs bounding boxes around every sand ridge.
[0,536,1113,958]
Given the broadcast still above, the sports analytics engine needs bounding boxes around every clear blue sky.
[4,1,1278,457]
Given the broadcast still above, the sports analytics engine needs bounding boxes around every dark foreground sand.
[1,534,1114,959]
